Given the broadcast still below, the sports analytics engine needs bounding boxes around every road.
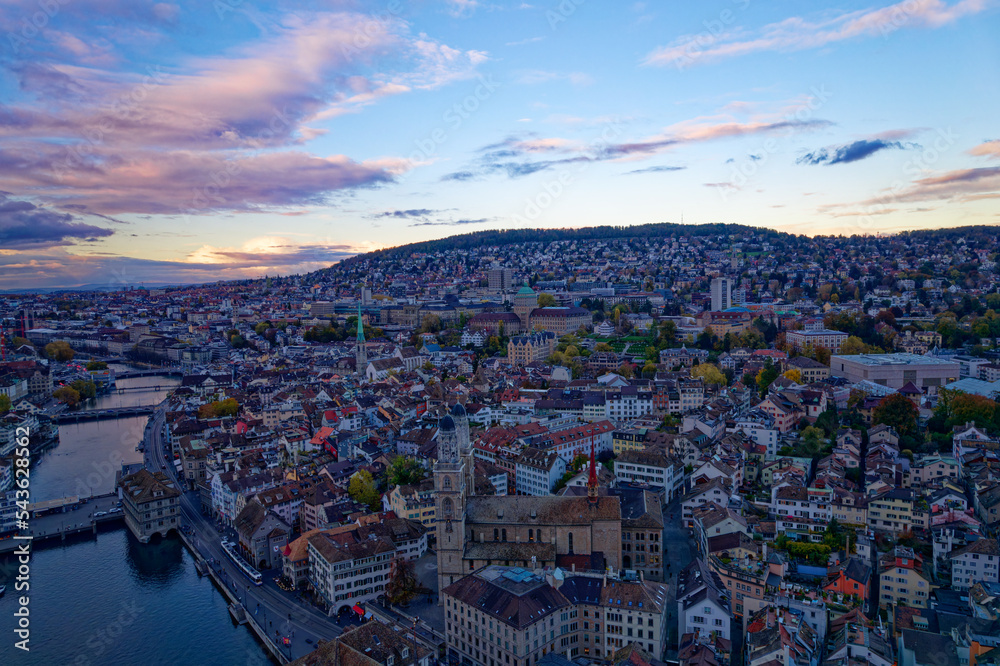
[143,409,353,662]
[662,495,694,662]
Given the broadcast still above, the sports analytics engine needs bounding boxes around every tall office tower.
[488,267,515,292]
[711,277,733,312]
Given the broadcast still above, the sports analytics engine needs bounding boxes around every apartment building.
[515,447,566,496]
[948,538,1000,591]
[878,547,934,609]
[443,566,669,665]
[118,469,181,543]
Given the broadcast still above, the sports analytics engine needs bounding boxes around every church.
[434,403,627,596]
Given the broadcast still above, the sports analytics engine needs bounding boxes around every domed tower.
[434,413,465,598]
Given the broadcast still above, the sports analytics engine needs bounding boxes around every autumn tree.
[537,292,557,308]
[53,385,81,406]
[45,340,75,362]
[0,395,10,414]
[691,363,727,386]
[872,393,919,438]
[384,557,419,606]
[840,336,867,355]
[782,369,802,383]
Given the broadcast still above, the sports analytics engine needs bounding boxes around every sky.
[0,0,999,289]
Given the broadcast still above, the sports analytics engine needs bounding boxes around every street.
[662,495,694,662]
[143,409,348,662]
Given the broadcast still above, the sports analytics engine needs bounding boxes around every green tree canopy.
[386,456,427,487]
[45,340,75,362]
[348,469,381,511]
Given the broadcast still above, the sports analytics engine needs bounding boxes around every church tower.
[451,402,474,493]
[434,413,466,598]
[355,304,367,378]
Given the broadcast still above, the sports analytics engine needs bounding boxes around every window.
[568,532,574,554]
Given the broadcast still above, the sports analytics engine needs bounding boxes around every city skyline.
[1,0,999,288]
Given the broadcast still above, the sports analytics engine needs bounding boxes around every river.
[0,369,275,665]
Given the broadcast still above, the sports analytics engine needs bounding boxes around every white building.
[948,538,1000,591]
[514,447,566,496]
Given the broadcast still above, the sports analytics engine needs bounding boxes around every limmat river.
[0,370,275,665]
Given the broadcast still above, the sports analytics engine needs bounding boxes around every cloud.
[372,209,442,219]
[441,171,477,182]
[600,118,833,158]
[624,165,686,175]
[0,10,485,216]
[409,218,491,227]
[513,70,594,86]
[644,0,990,67]
[969,140,1000,159]
[798,138,917,165]
[0,194,113,248]
[0,146,398,215]
[506,36,545,46]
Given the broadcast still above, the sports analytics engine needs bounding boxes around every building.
[289,618,433,666]
[489,267,516,292]
[878,546,934,609]
[786,329,849,353]
[235,499,290,570]
[785,355,831,382]
[676,558,733,644]
[948,538,1000,591]
[830,353,959,394]
[614,448,684,502]
[528,307,592,335]
[507,332,556,367]
[383,478,436,528]
[118,469,181,543]
[515,447,567,496]
[436,409,630,594]
[513,285,539,328]
[443,565,669,665]
[710,277,732,312]
[468,312,523,336]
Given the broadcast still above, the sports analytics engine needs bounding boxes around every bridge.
[53,405,159,423]
[115,368,183,380]
[109,384,170,394]
[0,492,123,554]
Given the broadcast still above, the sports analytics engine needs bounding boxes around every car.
[305,639,313,645]
[94,511,107,517]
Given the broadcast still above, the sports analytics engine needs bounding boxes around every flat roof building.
[830,353,959,395]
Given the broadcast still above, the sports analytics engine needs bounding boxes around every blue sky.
[0,0,998,287]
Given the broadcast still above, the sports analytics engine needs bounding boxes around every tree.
[386,456,427,487]
[756,364,780,397]
[10,336,32,349]
[537,292,557,308]
[570,454,589,472]
[70,380,97,400]
[53,385,81,407]
[782,369,802,384]
[594,342,613,352]
[86,361,108,371]
[840,336,867,355]
[872,393,919,437]
[420,314,442,333]
[384,557,419,606]
[691,363,727,386]
[0,394,10,414]
[45,340,75,362]
[198,398,239,419]
[799,426,827,456]
[348,470,380,510]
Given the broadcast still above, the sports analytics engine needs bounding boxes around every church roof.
[466,495,621,525]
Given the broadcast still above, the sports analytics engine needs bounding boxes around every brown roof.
[465,495,621,525]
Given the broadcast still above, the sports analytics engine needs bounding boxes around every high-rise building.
[710,277,732,312]
[488,267,515,292]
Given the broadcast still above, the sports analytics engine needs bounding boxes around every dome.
[438,414,456,431]
[451,402,466,417]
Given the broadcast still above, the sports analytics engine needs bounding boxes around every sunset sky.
[1,0,999,288]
